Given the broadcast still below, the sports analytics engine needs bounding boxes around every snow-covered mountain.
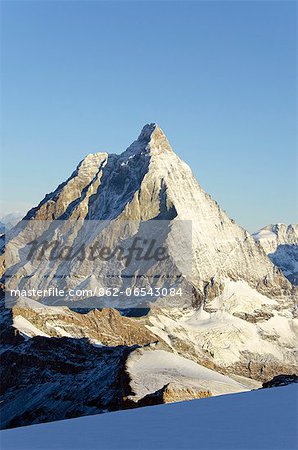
[253,224,298,254]
[1,124,297,430]
[3,124,292,302]
[253,224,298,285]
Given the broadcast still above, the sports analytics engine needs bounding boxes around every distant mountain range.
[253,224,298,285]
[0,124,297,429]
[0,213,23,232]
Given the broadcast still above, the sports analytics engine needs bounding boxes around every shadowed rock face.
[262,374,298,388]
[0,333,135,429]
[160,384,212,403]
[1,299,165,430]
[269,244,298,285]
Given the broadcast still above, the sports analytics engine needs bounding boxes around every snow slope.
[126,348,250,399]
[145,280,297,378]
[1,385,297,450]
[253,224,298,254]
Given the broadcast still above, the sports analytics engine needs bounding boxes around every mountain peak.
[126,123,173,157]
[121,123,173,159]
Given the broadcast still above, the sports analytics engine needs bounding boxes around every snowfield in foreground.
[1,385,297,450]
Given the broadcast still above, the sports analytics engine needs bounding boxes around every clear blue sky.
[1,0,297,231]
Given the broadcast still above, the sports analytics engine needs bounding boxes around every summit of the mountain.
[122,123,174,157]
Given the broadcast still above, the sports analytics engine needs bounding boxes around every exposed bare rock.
[135,383,212,407]
[12,305,162,347]
[225,352,298,383]
[0,335,134,429]
[162,384,212,403]
[262,374,298,388]
[232,310,274,323]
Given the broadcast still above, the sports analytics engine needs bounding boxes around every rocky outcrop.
[262,374,298,388]
[225,353,298,383]
[0,335,135,429]
[11,305,162,347]
[232,310,274,323]
[160,384,212,403]
[132,383,212,407]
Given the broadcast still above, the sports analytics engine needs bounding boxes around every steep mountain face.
[253,224,298,285]
[0,295,165,429]
[3,124,292,304]
[1,333,132,429]
[1,124,297,430]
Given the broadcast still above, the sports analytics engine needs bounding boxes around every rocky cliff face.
[11,303,161,346]
[130,383,212,407]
